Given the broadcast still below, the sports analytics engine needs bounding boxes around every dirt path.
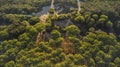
[51,0,54,8]
[36,0,55,46]
[77,0,81,13]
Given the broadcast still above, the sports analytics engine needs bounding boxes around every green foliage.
[100,15,108,20]
[0,0,120,67]
[98,18,106,24]
[34,23,45,32]
[89,18,95,26]
[29,17,39,25]
[0,30,9,40]
[69,37,81,53]
[88,58,95,67]
[39,42,52,53]
[106,21,113,28]
[57,14,68,20]
[49,8,55,14]
[49,37,63,48]
[0,55,8,66]
[97,60,105,67]
[74,54,84,65]
[114,57,120,66]
[26,26,37,36]
[74,15,85,24]
[51,30,61,40]
[65,25,80,36]
[92,14,99,20]
[108,62,116,67]
[18,33,30,41]
[5,61,15,67]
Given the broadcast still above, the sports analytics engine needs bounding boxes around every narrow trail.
[39,14,48,23]
[51,0,54,8]
[77,0,81,13]
[36,15,48,46]
[36,0,55,46]
[40,0,55,23]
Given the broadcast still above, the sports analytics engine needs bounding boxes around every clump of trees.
[71,12,114,35]
[0,0,120,67]
[0,0,51,14]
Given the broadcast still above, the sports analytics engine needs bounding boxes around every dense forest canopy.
[0,0,120,67]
